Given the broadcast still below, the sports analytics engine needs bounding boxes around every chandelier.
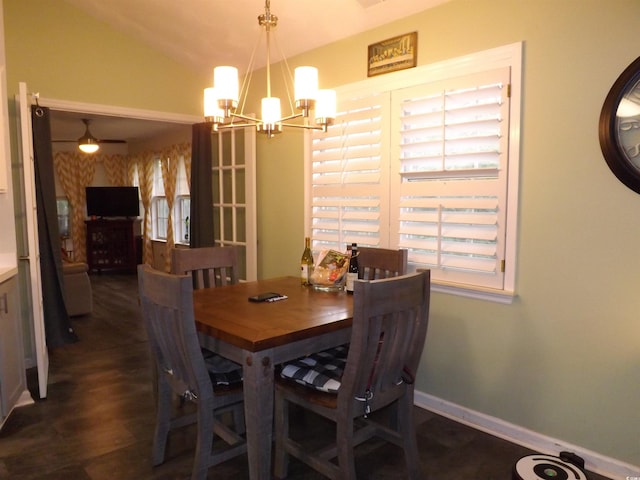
[203,0,336,137]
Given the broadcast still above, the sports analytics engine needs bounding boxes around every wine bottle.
[345,243,359,294]
[300,237,314,286]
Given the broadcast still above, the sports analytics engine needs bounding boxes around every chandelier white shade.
[294,66,318,112]
[261,97,281,124]
[213,66,239,110]
[203,0,336,136]
[315,89,337,124]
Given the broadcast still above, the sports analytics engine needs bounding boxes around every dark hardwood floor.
[0,273,612,480]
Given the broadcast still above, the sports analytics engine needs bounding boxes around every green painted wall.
[4,0,206,114]
[4,0,640,470]
[254,0,640,469]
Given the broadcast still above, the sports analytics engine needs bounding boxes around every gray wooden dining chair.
[171,245,239,289]
[347,245,408,280]
[170,246,245,431]
[274,270,431,480]
[137,264,247,480]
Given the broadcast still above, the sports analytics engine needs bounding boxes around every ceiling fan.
[52,118,126,153]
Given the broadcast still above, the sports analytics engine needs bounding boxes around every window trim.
[147,155,194,246]
[304,42,522,302]
[175,195,190,245]
[152,196,168,240]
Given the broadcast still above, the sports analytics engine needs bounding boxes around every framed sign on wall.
[367,32,417,77]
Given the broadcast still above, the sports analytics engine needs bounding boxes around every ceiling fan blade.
[51,139,127,143]
[52,119,127,146]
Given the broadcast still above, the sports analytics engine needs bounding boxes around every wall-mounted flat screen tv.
[86,186,140,218]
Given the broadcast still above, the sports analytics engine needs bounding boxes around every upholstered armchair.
[62,261,93,316]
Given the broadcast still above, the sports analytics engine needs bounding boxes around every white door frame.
[16,92,198,398]
[16,82,48,398]
[16,93,258,398]
[38,97,202,125]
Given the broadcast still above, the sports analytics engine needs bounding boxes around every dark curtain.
[189,122,215,247]
[31,106,77,348]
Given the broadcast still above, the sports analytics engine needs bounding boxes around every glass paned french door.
[212,128,257,281]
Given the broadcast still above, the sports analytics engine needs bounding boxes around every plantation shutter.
[390,67,511,289]
[310,92,390,252]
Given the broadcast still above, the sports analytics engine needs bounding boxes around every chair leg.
[151,377,172,466]
[336,418,357,480]
[397,393,421,480]
[387,400,399,430]
[232,403,246,435]
[273,390,290,479]
[191,400,215,480]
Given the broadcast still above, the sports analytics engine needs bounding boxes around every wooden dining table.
[192,276,353,480]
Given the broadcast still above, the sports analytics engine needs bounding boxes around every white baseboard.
[414,390,639,479]
[0,389,34,432]
[16,389,34,408]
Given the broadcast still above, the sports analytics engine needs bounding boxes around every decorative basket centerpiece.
[311,249,349,292]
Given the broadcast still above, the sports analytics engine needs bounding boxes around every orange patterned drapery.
[54,142,191,268]
[127,156,137,186]
[182,142,192,191]
[103,154,129,186]
[160,149,179,272]
[156,143,191,271]
[135,152,155,267]
[53,152,97,263]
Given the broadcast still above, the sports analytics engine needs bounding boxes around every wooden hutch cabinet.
[85,219,138,273]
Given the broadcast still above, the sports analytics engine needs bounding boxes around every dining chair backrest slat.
[171,246,239,289]
[347,246,408,280]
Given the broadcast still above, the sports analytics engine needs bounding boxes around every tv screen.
[86,186,140,218]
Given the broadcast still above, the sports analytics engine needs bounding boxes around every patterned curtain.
[54,143,191,269]
[137,152,155,266]
[53,151,96,263]
[103,154,128,186]
[160,147,179,272]
[182,142,192,191]
[127,155,137,185]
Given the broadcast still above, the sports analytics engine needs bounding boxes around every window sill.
[151,239,189,246]
[432,281,516,304]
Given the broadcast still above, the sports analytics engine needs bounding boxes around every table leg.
[242,348,275,480]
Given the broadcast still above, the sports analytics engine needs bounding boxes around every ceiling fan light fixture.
[78,119,100,153]
[78,136,99,154]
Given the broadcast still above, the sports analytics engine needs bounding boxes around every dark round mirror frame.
[598,55,640,195]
